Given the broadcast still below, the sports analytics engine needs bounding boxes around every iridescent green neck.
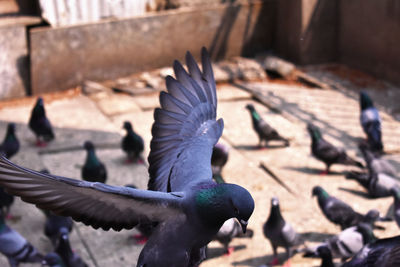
[252,111,261,121]
[195,185,230,226]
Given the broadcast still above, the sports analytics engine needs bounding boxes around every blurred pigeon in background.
[42,252,66,267]
[359,91,383,153]
[390,187,400,229]
[121,121,144,164]
[312,186,384,230]
[307,123,363,174]
[245,104,289,148]
[0,123,19,159]
[44,209,73,247]
[81,141,107,183]
[0,186,14,220]
[55,228,88,267]
[211,142,229,176]
[0,210,43,266]
[28,97,55,147]
[303,223,376,261]
[358,142,395,176]
[0,48,255,267]
[263,197,303,266]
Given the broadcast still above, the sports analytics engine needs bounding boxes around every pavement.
[0,65,399,267]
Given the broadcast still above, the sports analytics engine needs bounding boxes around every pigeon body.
[0,186,14,216]
[213,218,241,254]
[342,235,400,267]
[359,142,395,177]
[121,121,144,162]
[314,246,336,267]
[211,143,229,176]
[307,123,363,173]
[0,211,43,266]
[55,228,87,267]
[263,197,302,264]
[44,210,73,246]
[42,252,66,267]
[0,123,19,159]
[346,171,399,198]
[28,97,55,145]
[245,104,289,148]
[312,186,380,230]
[0,48,254,267]
[304,223,375,261]
[359,91,383,153]
[81,141,107,183]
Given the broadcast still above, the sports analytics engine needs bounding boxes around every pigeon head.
[360,91,374,110]
[312,186,328,198]
[6,123,16,135]
[316,246,333,266]
[307,123,322,140]
[195,183,254,233]
[269,197,283,222]
[42,252,64,267]
[271,197,279,207]
[356,223,376,243]
[363,209,380,224]
[83,141,95,151]
[123,121,133,131]
[32,97,46,117]
[36,97,44,106]
[245,104,255,111]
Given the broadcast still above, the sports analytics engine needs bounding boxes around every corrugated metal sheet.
[39,0,155,27]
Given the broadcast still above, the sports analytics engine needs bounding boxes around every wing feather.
[148,48,223,192]
[0,156,184,231]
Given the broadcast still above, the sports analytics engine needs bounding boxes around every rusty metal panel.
[39,0,153,27]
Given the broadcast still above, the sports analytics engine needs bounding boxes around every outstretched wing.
[148,47,223,192]
[0,156,184,231]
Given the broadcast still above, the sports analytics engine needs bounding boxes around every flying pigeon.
[28,97,55,147]
[307,123,363,174]
[390,187,400,229]
[303,223,376,261]
[342,235,400,267]
[0,210,43,266]
[346,170,400,198]
[359,91,383,153]
[42,252,66,267]
[121,121,144,164]
[211,142,229,176]
[81,141,107,183]
[263,197,303,266]
[0,123,19,159]
[312,186,383,230]
[0,48,254,267]
[44,210,74,247]
[245,104,289,148]
[358,142,396,176]
[55,228,88,267]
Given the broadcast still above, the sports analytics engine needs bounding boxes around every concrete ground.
[0,68,399,267]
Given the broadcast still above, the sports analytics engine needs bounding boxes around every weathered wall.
[338,0,400,84]
[275,0,338,64]
[30,1,274,95]
[0,25,30,99]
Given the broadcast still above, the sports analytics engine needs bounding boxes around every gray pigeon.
[245,104,289,148]
[342,235,400,267]
[346,170,400,198]
[358,142,396,177]
[121,121,144,164]
[0,48,254,267]
[0,210,43,267]
[28,97,55,147]
[307,123,363,174]
[303,223,376,261]
[213,218,253,255]
[55,228,88,267]
[312,186,383,230]
[263,197,303,266]
[0,123,20,159]
[44,210,73,247]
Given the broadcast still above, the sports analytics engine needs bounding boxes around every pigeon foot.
[282,259,291,267]
[269,257,279,265]
[132,234,148,245]
[35,140,47,147]
[224,247,235,256]
[319,170,329,175]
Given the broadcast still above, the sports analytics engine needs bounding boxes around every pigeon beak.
[239,219,248,233]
